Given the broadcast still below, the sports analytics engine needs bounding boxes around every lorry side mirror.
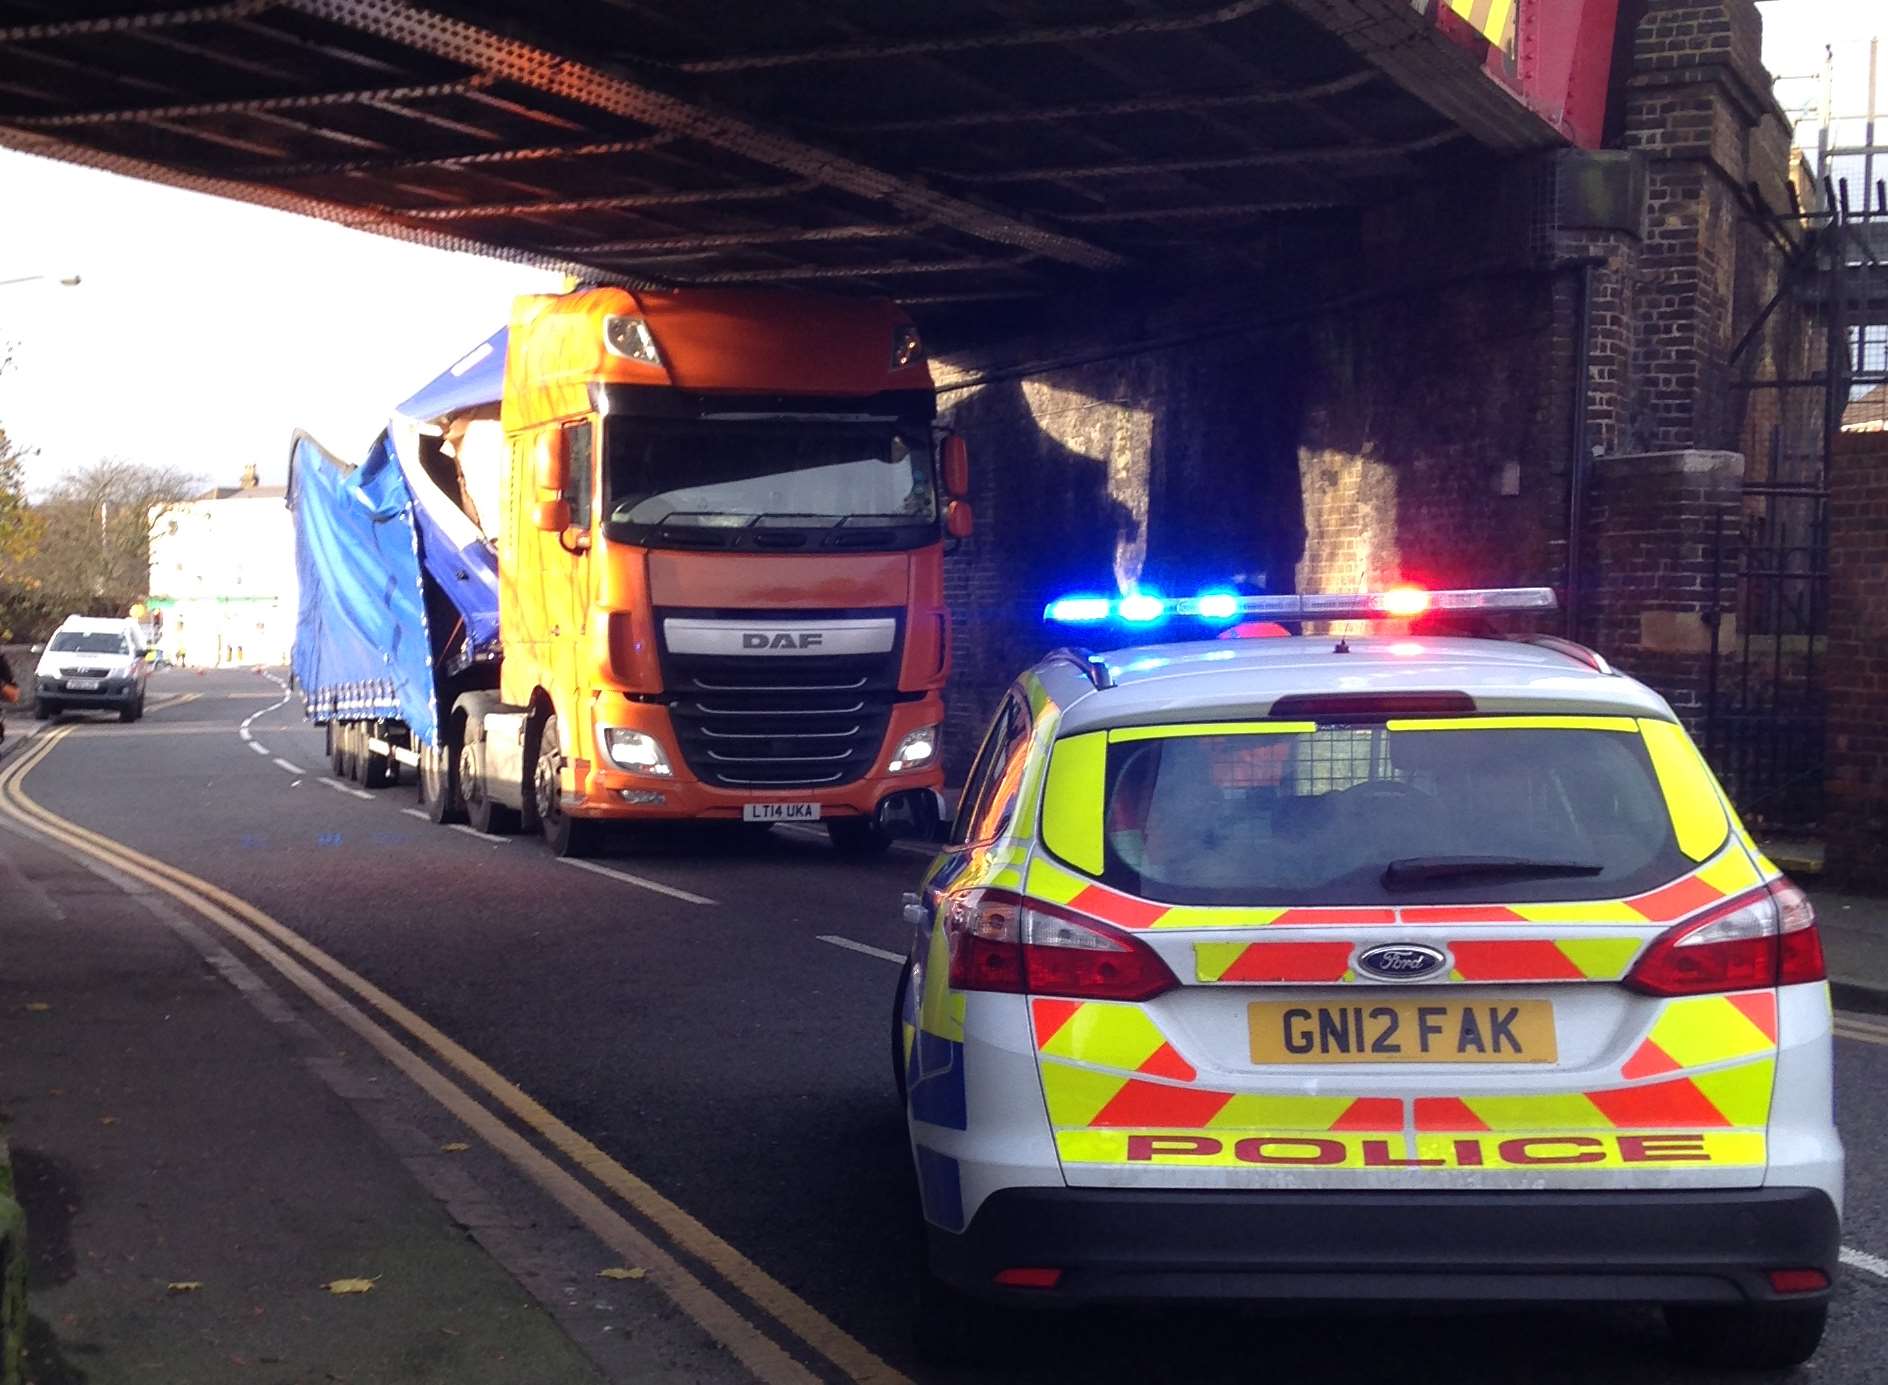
[940,435,970,499]
[944,499,974,539]
[534,433,569,494]
[534,498,572,533]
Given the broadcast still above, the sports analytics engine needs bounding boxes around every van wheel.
[1664,1302,1827,1370]
[459,737,518,835]
[828,817,894,857]
[119,694,143,724]
[33,702,52,720]
[530,713,596,858]
[419,737,465,825]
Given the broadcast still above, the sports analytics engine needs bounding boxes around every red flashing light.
[993,1267,1063,1289]
[1378,585,1431,617]
[1766,1268,1831,1294]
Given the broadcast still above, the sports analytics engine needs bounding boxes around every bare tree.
[22,459,200,618]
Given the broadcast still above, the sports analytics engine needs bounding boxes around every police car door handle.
[902,891,928,928]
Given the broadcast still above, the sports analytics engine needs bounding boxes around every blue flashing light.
[1044,595,1112,624]
[1116,593,1167,624]
[1194,590,1240,621]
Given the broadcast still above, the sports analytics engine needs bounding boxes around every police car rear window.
[1083,721,1697,907]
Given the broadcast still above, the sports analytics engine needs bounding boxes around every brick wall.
[1825,431,1888,886]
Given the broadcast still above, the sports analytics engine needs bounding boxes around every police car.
[896,587,1838,1368]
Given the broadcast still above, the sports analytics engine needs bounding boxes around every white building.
[147,466,297,667]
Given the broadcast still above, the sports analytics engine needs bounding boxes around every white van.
[34,616,152,722]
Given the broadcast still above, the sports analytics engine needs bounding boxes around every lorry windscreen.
[602,419,937,550]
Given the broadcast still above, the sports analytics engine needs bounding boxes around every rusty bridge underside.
[0,0,1574,336]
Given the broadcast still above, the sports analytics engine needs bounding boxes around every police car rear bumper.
[930,1186,1840,1305]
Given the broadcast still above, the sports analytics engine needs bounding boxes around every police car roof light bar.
[1043,586,1558,626]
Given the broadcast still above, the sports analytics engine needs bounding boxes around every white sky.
[0,150,557,496]
[0,4,1881,498]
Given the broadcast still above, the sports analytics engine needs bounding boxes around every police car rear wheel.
[1664,1302,1827,1370]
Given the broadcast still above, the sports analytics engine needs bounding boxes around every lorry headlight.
[888,725,939,774]
[602,315,663,365]
[601,727,673,776]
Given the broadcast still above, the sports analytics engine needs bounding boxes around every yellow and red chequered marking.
[1194,940,1353,983]
[1038,1060,1403,1132]
[1407,1058,1775,1132]
[1620,991,1777,1079]
[1028,845,1765,934]
[1032,998,1195,1082]
[1449,936,1644,983]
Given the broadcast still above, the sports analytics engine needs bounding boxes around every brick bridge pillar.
[1824,431,1888,887]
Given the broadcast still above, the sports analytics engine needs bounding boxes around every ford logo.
[1355,943,1449,982]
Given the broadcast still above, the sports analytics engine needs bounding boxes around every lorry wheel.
[459,737,518,835]
[344,724,366,783]
[419,739,466,825]
[361,728,392,789]
[529,712,595,858]
[329,723,348,778]
[828,817,894,857]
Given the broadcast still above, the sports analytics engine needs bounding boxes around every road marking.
[145,691,202,712]
[1834,1013,1888,1047]
[1843,1246,1888,1280]
[401,808,430,821]
[559,856,716,905]
[325,781,374,801]
[777,822,939,859]
[272,757,305,774]
[1836,1011,1888,1035]
[817,935,904,964]
[0,727,901,1385]
[448,823,510,843]
[249,741,270,756]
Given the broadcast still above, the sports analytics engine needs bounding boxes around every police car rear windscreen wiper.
[1382,856,1606,887]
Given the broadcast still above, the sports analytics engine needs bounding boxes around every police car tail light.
[1624,880,1824,996]
[944,891,1176,1001]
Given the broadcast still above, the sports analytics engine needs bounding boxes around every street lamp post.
[0,273,81,288]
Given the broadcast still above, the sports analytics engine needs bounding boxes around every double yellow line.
[0,726,907,1385]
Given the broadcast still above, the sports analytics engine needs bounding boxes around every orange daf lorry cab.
[439,286,965,857]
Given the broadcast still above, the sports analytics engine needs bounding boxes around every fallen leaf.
[597,1267,646,1281]
[166,1282,203,1294]
[440,1142,470,1153]
[324,1277,378,1295]
[24,1002,50,1013]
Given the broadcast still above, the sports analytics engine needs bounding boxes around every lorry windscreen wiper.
[1382,856,1605,887]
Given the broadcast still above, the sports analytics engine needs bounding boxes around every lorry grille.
[657,612,901,789]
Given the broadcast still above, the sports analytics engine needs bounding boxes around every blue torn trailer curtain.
[396,326,507,423]
[287,429,439,746]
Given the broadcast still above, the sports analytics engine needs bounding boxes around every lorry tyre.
[419,737,466,825]
[329,723,348,778]
[1664,1303,1827,1370]
[345,723,366,782]
[361,727,393,789]
[529,712,595,858]
[828,817,894,857]
[459,736,518,835]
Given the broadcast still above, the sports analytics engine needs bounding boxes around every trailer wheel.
[529,712,596,858]
[459,735,518,835]
[361,725,392,789]
[330,722,349,778]
[419,736,465,825]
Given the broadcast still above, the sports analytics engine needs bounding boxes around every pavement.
[1812,892,1888,1015]
[1,668,1887,1385]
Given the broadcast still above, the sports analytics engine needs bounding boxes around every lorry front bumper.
[575,695,944,821]
[928,1185,1841,1307]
